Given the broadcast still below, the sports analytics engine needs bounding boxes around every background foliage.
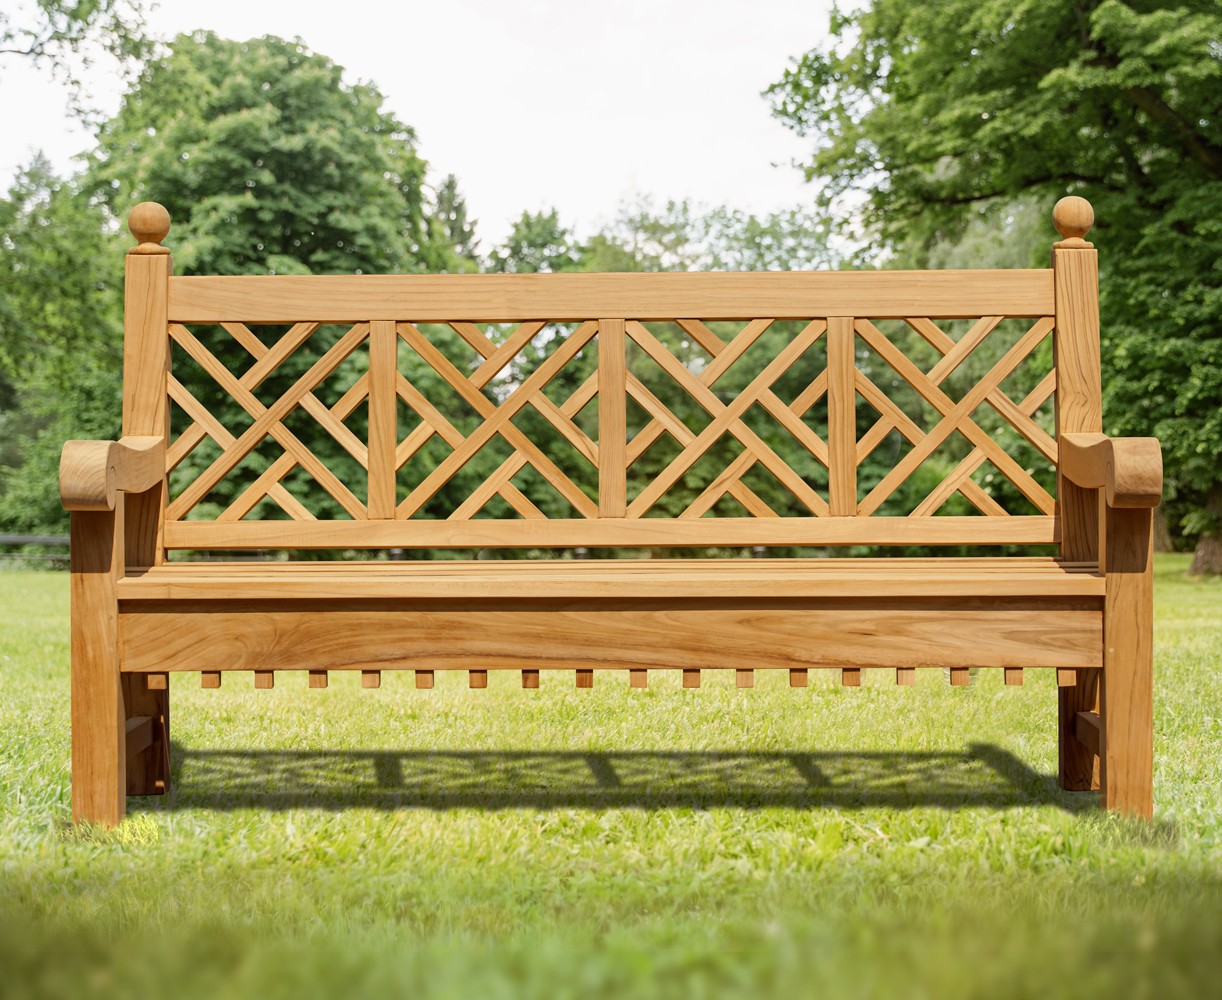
[1,4,1217,570]
[768,0,1222,569]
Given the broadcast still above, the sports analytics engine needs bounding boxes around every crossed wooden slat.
[912,370,1057,515]
[170,322,373,522]
[673,320,832,519]
[168,373,316,521]
[395,320,600,519]
[165,322,370,521]
[626,319,830,518]
[854,316,1056,516]
[388,321,573,520]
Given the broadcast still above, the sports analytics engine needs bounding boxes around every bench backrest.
[120,199,1103,555]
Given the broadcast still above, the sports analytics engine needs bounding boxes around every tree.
[0,1,151,116]
[487,209,581,273]
[435,173,480,271]
[768,0,1222,572]
[0,157,125,532]
[88,32,459,278]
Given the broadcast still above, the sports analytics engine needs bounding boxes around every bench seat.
[117,556,1105,600]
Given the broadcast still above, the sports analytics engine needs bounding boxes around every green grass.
[1,555,1219,998]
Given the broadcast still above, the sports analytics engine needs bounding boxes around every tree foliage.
[487,209,581,274]
[0,158,124,530]
[768,0,1222,569]
[490,198,835,275]
[89,32,459,277]
[435,173,480,271]
[0,0,151,116]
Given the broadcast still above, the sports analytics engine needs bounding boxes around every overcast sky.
[0,0,833,244]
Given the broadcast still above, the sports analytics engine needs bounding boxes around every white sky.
[0,0,831,245]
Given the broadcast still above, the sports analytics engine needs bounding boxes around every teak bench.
[61,197,1162,826]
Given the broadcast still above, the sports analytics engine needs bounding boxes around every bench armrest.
[60,437,165,511]
[1060,433,1162,508]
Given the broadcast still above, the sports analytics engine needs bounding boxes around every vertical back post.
[368,320,399,518]
[1051,196,1103,791]
[598,318,627,518]
[120,202,173,798]
[123,202,173,565]
[827,316,857,515]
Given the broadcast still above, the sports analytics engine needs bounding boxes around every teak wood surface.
[61,197,1161,825]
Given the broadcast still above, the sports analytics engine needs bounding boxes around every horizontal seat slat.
[118,557,1104,600]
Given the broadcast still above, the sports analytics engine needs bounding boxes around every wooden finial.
[1052,196,1094,248]
[128,202,171,255]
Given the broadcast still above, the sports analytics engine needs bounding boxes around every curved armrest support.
[1060,433,1162,508]
[60,437,165,511]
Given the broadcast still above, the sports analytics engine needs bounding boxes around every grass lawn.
[1,554,1219,998]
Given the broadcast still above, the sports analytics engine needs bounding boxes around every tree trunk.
[1189,483,1222,575]
[1153,506,1173,552]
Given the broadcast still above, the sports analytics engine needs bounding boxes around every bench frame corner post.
[69,205,173,825]
[1052,197,1154,817]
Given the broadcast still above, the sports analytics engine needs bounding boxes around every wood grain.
[119,599,1103,673]
[162,516,1060,550]
[60,437,164,511]
[1060,433,1162,508]
[167,270,1055,323]
[119,557,1103,600]
[598,318,626,517]
[1054,242,1105,793]
[70,509,125,826]
[367,320,398,518]
[827,317,857,516]
[1101,507,1154,817]
[113,249,172,810]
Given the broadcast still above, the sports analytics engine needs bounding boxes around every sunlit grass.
[0,556,1218,998]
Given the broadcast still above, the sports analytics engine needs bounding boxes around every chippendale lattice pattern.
[167,321,372,521]
[852,316,1057,517]
[163,313,1057,522]
[393,320,600,520]
[624,318,831,518]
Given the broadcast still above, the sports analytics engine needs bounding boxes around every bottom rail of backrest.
[118,598,1102,674]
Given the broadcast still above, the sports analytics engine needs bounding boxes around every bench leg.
[70,511,126,826]
[1058,669,1099,791]
[123,674,170,796]
[1099,507,1155,817]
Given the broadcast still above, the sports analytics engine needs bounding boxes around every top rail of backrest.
[165,270,1054,323]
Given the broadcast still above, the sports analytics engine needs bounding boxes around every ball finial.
[1052,196,1093,247]
[127,202,171,254]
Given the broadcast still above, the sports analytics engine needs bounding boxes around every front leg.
[69,508,126,826]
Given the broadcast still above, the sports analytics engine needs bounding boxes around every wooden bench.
[60,197,1162,826]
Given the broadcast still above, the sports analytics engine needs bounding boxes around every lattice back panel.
[162,310,1057,537]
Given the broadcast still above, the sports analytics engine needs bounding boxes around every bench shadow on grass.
[144,741,1095,813]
